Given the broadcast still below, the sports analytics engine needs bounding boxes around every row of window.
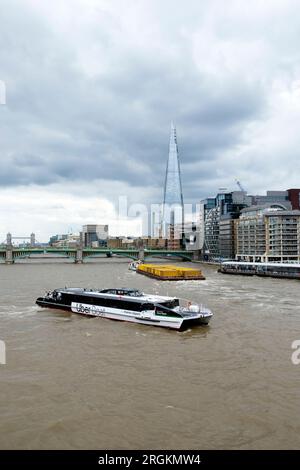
[60,294,180,314]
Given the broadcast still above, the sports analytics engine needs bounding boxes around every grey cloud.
[13,154,45,167]
[0,0,299,206]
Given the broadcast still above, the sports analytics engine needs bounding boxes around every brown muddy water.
[0,259,300,449]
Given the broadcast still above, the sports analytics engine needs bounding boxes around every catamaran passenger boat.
[36,288,213,330]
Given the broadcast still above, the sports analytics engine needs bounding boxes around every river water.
[1,259,300,449]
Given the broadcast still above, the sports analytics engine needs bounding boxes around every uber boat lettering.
[72,303,106,316]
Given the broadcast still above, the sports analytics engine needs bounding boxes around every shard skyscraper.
[161,123,184,240]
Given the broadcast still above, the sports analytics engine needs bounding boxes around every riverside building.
[236,205,300,262]
[200,189,299,261]
[203,191,251,260]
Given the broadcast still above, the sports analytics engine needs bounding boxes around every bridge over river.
[0,247,196,264]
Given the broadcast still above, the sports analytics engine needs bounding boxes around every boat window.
[141,303,154,311]
[126,290,142,297]
[100,288,142,297]
[98,298,140,311]
[102,297,116,307]
[155,304,181,317]
[119,300,141,311]
[70,294,94,305]
[161,300,179,309]
[101,289,116,295]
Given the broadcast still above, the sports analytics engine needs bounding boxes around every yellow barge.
[136,263,205,281]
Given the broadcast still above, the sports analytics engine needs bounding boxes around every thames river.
[1,259,300,449]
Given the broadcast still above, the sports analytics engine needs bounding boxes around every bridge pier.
[138,247,145,262]
[5,249,14,264]
[75,248,83,264]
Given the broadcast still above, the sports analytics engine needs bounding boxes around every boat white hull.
[70,302,211,329]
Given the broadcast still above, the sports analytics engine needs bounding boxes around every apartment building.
[266,211,300,262]
[236,205,300,262]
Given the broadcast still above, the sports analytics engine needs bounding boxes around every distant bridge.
[0,247,195,264]
[4,232,36,247]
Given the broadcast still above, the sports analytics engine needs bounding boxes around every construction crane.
[235,179,246,193]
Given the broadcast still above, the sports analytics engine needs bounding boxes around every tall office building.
[203,191,252,260]
[161,123,184,245]
[81,224,108,247]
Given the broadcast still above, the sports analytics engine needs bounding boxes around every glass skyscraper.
[161,123,184,236]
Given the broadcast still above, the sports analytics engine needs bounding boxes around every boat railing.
[176,298,212,316]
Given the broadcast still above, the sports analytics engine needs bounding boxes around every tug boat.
[36,287,213,330]
[128,260,142,271]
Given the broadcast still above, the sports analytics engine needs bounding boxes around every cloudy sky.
[1,0,300,241]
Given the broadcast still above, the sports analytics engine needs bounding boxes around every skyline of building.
[199,188,300,261]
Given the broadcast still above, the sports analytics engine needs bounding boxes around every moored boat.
[36,287,213,329]
[219,261,300,279]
